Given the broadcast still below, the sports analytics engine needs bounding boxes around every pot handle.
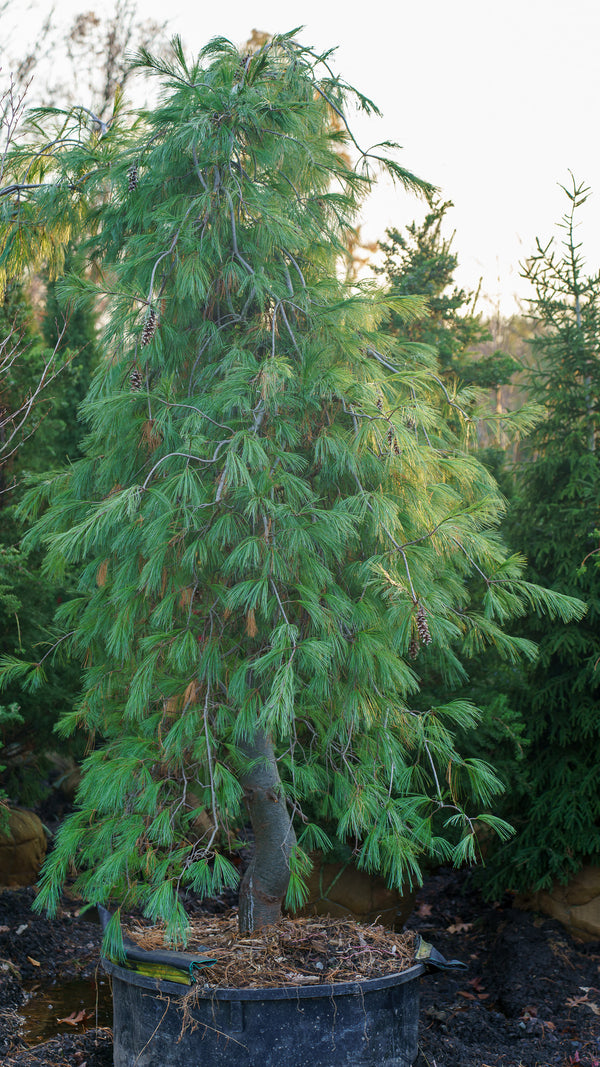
[415,935,467,972]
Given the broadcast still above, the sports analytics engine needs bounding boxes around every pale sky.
[4,0,600,314]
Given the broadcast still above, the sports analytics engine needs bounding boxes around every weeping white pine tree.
[0,34,583,949]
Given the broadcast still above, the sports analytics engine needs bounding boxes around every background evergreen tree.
[377,193,535,814]
[378,191,490,379]
[0,27,101,806]
[41,249,100,465]
[377,192,521,471]
[0,278,91,804]
[485,177,600,892]
[0,35,582,949]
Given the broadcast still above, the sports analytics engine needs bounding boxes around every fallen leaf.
[57,1009,88,1025]
[566,994,590,1008]
[477,993,490,1000]
[416,903,433,918]
[26,956,41,967]
[447,922,473,934]
[457,990,476,1000]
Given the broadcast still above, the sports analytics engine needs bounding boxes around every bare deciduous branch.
[0,316,72,467]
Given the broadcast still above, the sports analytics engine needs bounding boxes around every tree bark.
[238,728,296,934]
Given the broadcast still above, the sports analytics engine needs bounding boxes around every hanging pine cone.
[130,364,143,391]
[376,396,383,411]
[408,636,419,659]
[393,440,400,456]
[141,308,158,346]
[416,603,432,645]
[127,164,139,192]
[387,427,394,447]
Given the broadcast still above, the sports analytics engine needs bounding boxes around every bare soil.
[0,886,111,1066]
[0,867,599,1066]
[407,868,600,1067]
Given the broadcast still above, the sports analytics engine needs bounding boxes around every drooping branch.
[352,472,418,603]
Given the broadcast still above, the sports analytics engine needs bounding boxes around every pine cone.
[408,636,419,659]
[130,364,143,391]
[127,164,139,192]
[393,440,400,456]
[141,308,158,346]
[376,396,383,411]
[416,604,432,645]
[387,427,394,447]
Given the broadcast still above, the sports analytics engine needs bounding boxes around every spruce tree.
[377,198,530,800]
[0,35,583,948]
[377,191,489,377]
[487,177,600,892]
[0,281,86,802]
[378,191,522,410]
[41,248,100,464]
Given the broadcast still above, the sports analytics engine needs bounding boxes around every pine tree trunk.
[238,729,296,934]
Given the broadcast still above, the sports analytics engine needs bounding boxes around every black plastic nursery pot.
[102,957,427,1067]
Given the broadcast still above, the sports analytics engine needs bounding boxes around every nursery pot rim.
[102,957,426,1000]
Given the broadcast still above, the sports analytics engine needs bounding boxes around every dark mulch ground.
[0,887,111,1066]
[1,867,599,1066]
[407,868,600,1067]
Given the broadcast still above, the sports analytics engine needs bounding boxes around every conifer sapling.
[0,33,585,953]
